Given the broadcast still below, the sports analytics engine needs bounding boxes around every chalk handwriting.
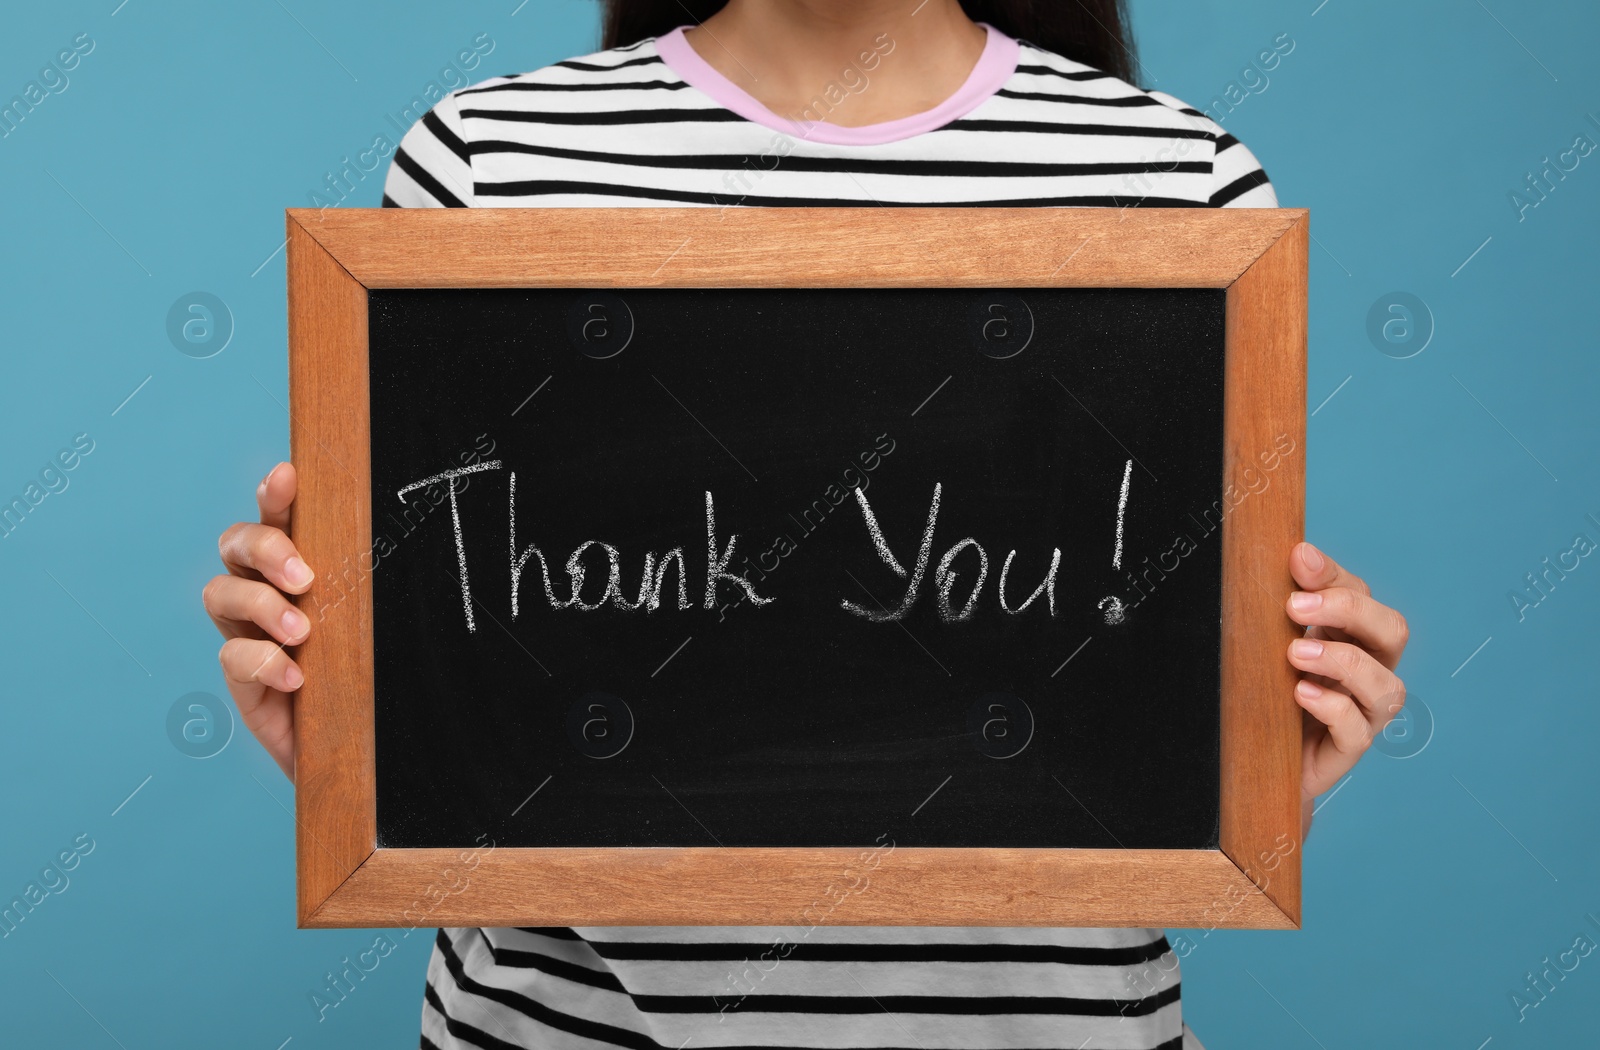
[840,483,1062,623]
[395,465,1134,632]
[398,462,777,631]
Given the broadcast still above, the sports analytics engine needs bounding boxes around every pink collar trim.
[653,22,1018,146]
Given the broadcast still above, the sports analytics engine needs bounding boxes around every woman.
[205,1,1409,1046]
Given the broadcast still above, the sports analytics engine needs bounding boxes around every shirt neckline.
[653,22,1019,146]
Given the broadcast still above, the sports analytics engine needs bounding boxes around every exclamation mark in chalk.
[1097,458,1134,625]
[1110,458,1133,570]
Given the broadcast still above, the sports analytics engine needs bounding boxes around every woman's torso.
[393,24,1265,1049]
[424,924,1189,1049]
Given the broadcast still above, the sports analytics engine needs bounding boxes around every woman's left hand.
[1284,541,1410,839]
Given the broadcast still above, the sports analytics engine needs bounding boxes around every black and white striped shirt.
[383,22,1275,210]
[385,21,1273,1050]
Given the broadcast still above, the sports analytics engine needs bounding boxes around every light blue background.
[1,1,1596,1046]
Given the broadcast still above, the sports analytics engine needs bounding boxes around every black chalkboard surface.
[367,287,1227,852]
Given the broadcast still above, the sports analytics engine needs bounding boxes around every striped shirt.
[382,22,1276,210]
[385,20,1273,1050]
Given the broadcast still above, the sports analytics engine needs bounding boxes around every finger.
[202,575,312,645]
[1294,679,1372,791]
[218,521,315,594]
[257,461,297,532]
[217,639,297,778]
[220,635,304,694]
[1285,586,1408,668]
[1288,637,1403,728]
[1290,541,1370,597]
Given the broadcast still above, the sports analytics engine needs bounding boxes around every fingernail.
[1302,543,1325,572]
[284,663,304,690]
[281,608,309,640]
[1290,591,1322,611]
[284,557,314,588]
[260,463,280,496]
[1295,679,1323,701]
[1291,639,1323,659]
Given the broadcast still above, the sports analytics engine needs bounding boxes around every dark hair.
[600,0,1140,85]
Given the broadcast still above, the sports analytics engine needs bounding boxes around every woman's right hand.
[202,462,313,780]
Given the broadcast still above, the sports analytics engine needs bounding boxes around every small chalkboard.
[286,207,1307,930]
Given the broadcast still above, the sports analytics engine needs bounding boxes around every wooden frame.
[285,207,1307,930]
